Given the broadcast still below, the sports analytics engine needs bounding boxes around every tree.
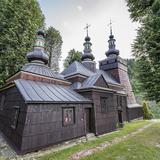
[45,27,63,72]
[63,49,82,68]
[126,0,154,22]
[142,101,153,119]
[0,0,44,85]
[126,0,160,102]
[127,59,146,99]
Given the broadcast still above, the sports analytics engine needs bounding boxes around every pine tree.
[126,0,160,102]
[0,0,44,85]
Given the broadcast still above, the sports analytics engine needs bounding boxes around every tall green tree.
[45,27,63,72]
[63,49,82,68]
[0,0,44,85]
[127,58,146,99]
[126,0,160,102]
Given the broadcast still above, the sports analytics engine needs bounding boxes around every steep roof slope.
[15,79,91,103]
[61,61,94,78]
[22,63,64,80]
[81,74,108,89]
[96,69,120,85]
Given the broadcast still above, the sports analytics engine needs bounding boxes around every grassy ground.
[38,120,150,160]
[80,122,160,160]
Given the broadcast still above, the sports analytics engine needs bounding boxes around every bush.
[142,101,153,120]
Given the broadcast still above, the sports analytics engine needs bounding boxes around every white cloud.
[77,5,83,11]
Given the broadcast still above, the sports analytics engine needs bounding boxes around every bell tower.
[99,23,138,106]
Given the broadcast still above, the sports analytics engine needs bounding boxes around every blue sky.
[38,0,139,70]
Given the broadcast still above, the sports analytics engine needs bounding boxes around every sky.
[38,0,139,71]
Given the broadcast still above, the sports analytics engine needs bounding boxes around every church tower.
[99,25,138,106]
[82,24,96,72]
[27,29,49,65]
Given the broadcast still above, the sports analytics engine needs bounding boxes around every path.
[0,120,158,160]
[0,132,17,159]
[70,122,156,160]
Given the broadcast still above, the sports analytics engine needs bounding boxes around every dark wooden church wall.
[78,91,96,133]
[21,103,92,153]
[92,91,118,135]
[79,90,118,135]
[0,87,27,151]
[127,107,143,121]
[122,96,128,121]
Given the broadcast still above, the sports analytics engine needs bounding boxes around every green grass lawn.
[80,122,160,160]
[38,120,150,160]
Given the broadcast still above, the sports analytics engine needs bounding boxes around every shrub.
[142,101,153,120]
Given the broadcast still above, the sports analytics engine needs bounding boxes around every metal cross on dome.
[84,24,91,37]
[108,20,113,35]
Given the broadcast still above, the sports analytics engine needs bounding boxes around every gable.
[94,75,108,88]
[81,74,109,89]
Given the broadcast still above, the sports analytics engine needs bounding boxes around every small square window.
[101,97,108,113]
[11,106,20,129]
[63,108,75,126]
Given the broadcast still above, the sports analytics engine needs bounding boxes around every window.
[63,108,75,126]
[11,106,20,129]
[101,97,108,113]
[0,94,5,110]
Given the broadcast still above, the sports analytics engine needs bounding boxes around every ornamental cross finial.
[84,24,91,36]
[108,20,113,35]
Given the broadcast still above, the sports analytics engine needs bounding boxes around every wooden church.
[0,27,143,154]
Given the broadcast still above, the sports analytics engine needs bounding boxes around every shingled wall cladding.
[80,90,118,135]
[21,103,92,153]
[117,95,128,122]
[128,107,143,121]
[92,91,118,134]
[0,87,27,151]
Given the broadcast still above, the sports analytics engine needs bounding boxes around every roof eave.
[77,86,116,93]
[25,100,92,104]
[64,73,89,79]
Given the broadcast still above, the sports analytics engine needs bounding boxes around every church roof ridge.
[61,61,94,78]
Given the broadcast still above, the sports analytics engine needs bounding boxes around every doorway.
[118,110,123,127]
[85,108,91,133]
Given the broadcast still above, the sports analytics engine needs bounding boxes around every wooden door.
[85,109,91,133]
[118,110,123,124]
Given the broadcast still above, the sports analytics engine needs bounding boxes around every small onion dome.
[27,48,49,64]
[37,29,45,37]
[109,34,114,39]
[82,35,95,61]
[85,36,91,41]
[105,34,119,57]
[82,52,95,61]
[105,48,119,57]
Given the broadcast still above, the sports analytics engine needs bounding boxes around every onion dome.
[26,29,49,64]
[105,33,119,57]
[82,24,95,61]
[105,22,119,57]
